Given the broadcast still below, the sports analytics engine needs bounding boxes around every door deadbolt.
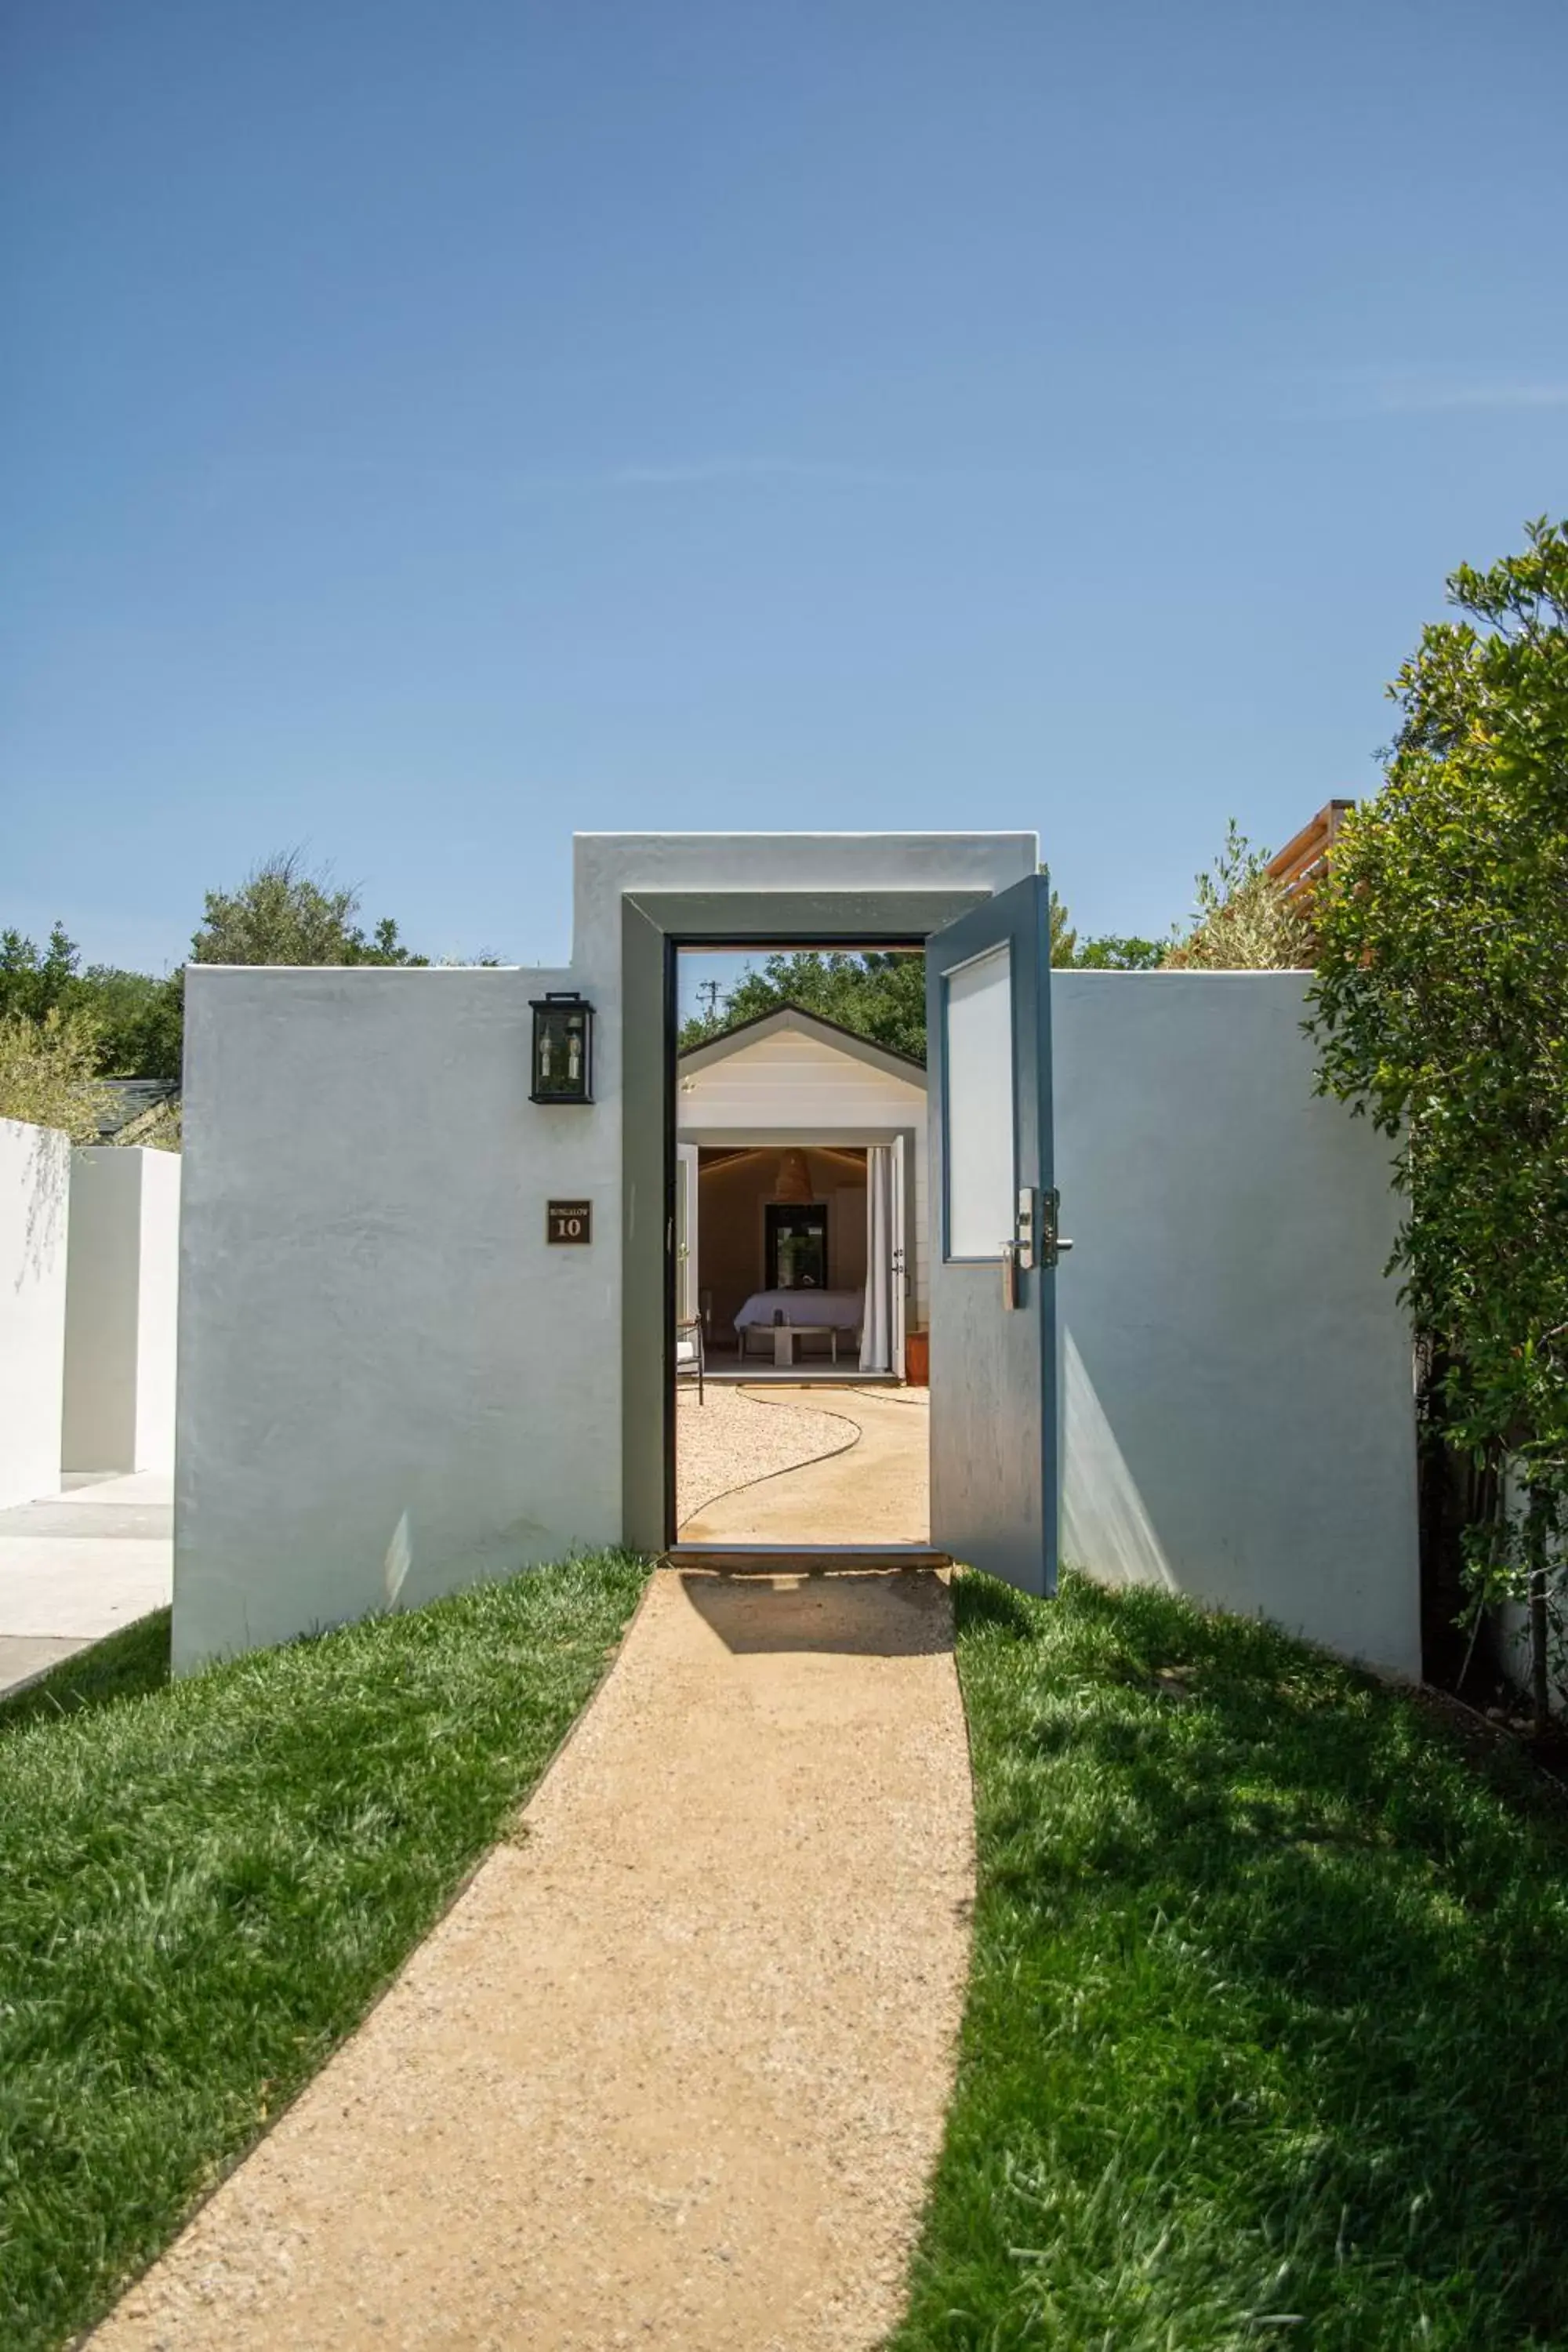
[1040,1188,1074,1266]
[1004,1191,1073,1302]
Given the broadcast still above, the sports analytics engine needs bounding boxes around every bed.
[734,1289,865,1365]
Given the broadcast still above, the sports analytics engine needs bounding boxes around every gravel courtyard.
[679,1387,931,1548]
[675,1384,859,1530]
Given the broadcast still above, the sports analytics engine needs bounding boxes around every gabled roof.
[95,1077,179,1140]
[678,1003,927,1087]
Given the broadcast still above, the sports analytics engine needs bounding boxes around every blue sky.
[3,0,1564,977]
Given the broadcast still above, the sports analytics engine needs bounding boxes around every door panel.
[942,942,1016,1258]
[891,1134,908,1378]
[927,873,1058,1595]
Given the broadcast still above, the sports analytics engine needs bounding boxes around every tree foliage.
[680,950,927,1058]
[1047,888,1077,967]
[1164,820,1313,970]
[0,928,183,1082]
[1051,887,1166,969]
[190,852,428,969]
[680,890,1171,1058]
[1071,932,1167,971]
[1310,517,1568,1719]
[77,967,185,1081]
[2,853,441,1099]
[0,1010,116,1142]
[0,924,80,1023]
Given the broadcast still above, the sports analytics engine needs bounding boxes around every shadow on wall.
[1061,1327,1178,1592]
[17,1121,69,1294]
[371,1503,566,1628]
[384,1510,412,1607]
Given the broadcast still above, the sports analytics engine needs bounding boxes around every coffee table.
[770,1323,842,1367]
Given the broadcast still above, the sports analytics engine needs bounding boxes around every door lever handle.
[1001,1240,1022,1310]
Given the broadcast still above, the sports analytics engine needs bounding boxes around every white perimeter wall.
[177,915,1421,1679]
[678,1026,930,1325]
[1053,972,1420,1678]
[174,964,617,1667]
[0,1116,71,1508]
[135,1149,181,1468]
[176,832,1037,1668]
[63,1147,181,1473]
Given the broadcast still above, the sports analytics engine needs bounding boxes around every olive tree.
[0,1010,115,1142]
[191,851,427,968]
[1164,821,1313,970]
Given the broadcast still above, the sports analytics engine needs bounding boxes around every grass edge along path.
[889,1570,1568,2352]
[0,1552,648,2352]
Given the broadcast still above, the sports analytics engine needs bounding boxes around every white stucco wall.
[677,1022,930,1324]
[62,1149,139,1472]
[134,1147,181,1469]
[175,832,1038,1668]
[63,1146,182,1473]
[177,855,1421,1681]
[1052,971,1420,1677]
[0,1116,71,1509]
[174,964,612,1668]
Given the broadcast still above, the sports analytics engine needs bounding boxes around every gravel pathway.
[93,1567,975,2351]
[676,1385,858,1530]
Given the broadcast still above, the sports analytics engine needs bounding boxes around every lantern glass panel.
[531,998,593,1102]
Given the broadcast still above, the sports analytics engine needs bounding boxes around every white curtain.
[860,1145,894,1371]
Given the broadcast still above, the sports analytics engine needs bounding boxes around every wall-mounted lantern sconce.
[530,992,595,1105]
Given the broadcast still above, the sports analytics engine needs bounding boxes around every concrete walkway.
[94,1566,975,2352]
[0,1472,173,1699]
[680,1387,931,1548]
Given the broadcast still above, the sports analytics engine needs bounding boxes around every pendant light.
[774,1148,812,1203]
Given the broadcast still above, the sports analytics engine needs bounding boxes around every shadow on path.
[679,1566,953,1657]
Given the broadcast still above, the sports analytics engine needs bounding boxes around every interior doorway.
[671,946,931,1549]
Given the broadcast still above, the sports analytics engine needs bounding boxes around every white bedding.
[733,1288,864,1333]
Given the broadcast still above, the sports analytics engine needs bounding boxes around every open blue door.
[926,872,1061,1594]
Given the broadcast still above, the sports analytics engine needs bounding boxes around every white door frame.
[675,1142,700,1327]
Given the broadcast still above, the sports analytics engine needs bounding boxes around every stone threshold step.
[662,1546,951,1573]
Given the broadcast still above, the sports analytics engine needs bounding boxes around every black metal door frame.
[619,888,994,1552]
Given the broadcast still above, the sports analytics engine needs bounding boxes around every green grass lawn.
[892,1572,1568,2352]
[0,1552,647,2352]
